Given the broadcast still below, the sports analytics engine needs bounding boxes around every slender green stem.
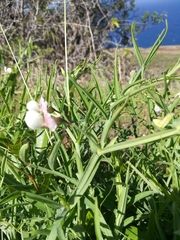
[63,0,70,108]
[69,153,100,207]
[0,24,32,99]
[98,128,180,156]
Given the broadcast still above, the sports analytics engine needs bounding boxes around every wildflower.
[4,66,12,74]
[25,97,57,131]
[154,105,162,115]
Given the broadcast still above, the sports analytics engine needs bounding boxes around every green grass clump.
[1,22,180,240]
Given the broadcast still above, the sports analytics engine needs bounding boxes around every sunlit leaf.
[153,113,174,128]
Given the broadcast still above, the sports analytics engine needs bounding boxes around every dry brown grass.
[131,45,180,78]
[18,45,180,94]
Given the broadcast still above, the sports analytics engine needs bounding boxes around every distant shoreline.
[140,45,180,52]
[129,45,180,53]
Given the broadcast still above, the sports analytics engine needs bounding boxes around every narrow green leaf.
[131,20,168,82]
[25,230,50,240]
[19,143,29,162]
[131,22,144,67]
[114,48,120,99]
[70,77,108,118]
[91,67,103,103]
[24,192,61,209]
[0,191,21,206]
[2,173,31,191]
[47,220,66,240]
[0,153,7,176]
[146,211,155,240]
[125,226,138,240]
[85,196,114,238]
[111,78,163,110]
[69,153,100,207]
[100,95,129,148]
[99,128,179,155]
[127,191,154,208]
[48,140,61,170]
[143,20,168,68]
[46,64,57,102]
[36,129,49,152]
[36,166,78,185]
[94,197,103,240]
[115,166,129,235]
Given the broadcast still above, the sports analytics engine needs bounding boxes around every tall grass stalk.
[0,24,32,99]
[63,0,70,108]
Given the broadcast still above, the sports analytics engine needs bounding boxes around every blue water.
[135,0,180,47]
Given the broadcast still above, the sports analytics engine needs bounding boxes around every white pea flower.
[25,110,45,130]
[25,97,57,131]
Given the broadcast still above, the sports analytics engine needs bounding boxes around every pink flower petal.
[39,97,48,112]
[40,97,57,131]
[25,97,57,131]
[42,111,57,131]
